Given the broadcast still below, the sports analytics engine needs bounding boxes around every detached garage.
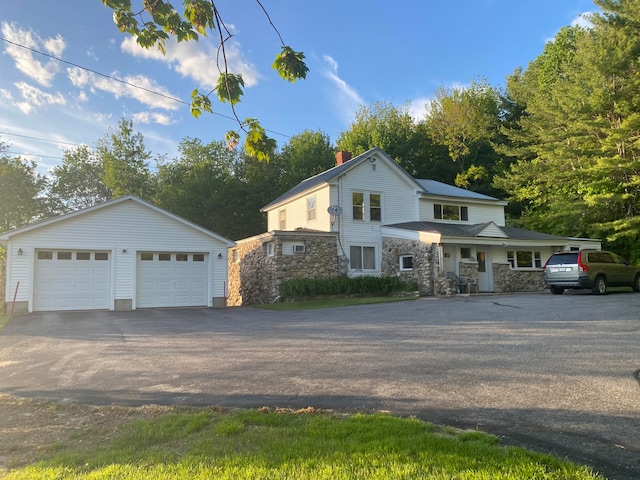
[0,196,235,313]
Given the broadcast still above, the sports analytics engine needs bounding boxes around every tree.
[100,0,308,161]
[277,130,336,191]
[425,80,503,190]
[154,137,247,239]
[496,5,640,261]
[49,145,111,213]
[97,119,155,199]
[337,101,455,184]
[0,142,47,232]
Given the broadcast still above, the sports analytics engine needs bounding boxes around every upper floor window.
[434,204,468,221]
[279,209,286,230]
[352,192,364,220]
[307,196,316,222]
[353,191,382,222]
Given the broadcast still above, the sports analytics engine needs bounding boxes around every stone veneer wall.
[381,238,436,295]
[228,233,339,306]
[493,263,545,292]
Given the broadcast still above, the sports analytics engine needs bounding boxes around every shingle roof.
[414,179,499,201]
[385,221,567,241]
[261,148,502,211]
[262,147,385,211]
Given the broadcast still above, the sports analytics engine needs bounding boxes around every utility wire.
[0,36,293,140]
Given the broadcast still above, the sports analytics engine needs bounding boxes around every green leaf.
[273,46,309,83]
[243,118,276,161]
[190,89,212,118]
[216,73,245,105]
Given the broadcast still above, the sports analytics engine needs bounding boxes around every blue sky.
[0,1,596,175]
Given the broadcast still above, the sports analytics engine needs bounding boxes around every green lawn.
[255,296,419,310]
[1,408,600,480]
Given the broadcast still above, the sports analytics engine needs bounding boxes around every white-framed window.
[507,250,542,269]
[232,249,240,263]
[278,209,286,230]
[349,245,376,270]
[399,255,414,271]
[434,204,469,221]
[460,247,472,259]
[352,192,364,220]
[265,242,275,257]
[352,191,382,222]
[307,196,316,222]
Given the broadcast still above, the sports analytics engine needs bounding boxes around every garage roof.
[0,195,236,247]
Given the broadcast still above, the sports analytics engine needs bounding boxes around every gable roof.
[385,221,567,241]
[0,195,236,246]
[261,147,422,211]
[262,147,505,211]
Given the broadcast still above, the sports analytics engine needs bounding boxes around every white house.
[228,148,600,304]
[1,195,235,313]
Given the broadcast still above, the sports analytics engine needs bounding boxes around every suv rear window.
[546,253,578,265]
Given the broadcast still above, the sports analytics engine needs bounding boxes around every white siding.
[266,186,332,232]
[419,199,505,225]
[336,158,418,274]
[6,199,230,309]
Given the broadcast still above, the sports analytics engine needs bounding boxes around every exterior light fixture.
[17,248,23,256]
[218,252,223,260]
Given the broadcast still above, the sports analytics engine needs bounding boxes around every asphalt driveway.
[1,292,639,479]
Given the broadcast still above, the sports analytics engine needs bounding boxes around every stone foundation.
[493,263,545,292]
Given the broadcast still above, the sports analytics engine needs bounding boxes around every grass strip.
[2,408,601,480]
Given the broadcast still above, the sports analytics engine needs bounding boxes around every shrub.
[279,276,418,297]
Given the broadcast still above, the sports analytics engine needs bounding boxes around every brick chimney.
[336,151,352,166]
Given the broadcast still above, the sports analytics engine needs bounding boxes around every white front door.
[136,252,209,308]
[34,250,111,311]
[477,249,492,292]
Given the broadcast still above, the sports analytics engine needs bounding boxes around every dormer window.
[434,204,468,221]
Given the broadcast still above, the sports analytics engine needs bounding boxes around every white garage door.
[136,252,209,308]
[34,250,111,311]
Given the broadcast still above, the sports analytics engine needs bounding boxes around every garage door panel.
[136,252,208,308]
[34,250,111,312]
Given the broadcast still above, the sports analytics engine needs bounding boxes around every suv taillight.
[577,252,588,272]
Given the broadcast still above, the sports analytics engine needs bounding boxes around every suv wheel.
[549,286,564,295]
[633,274,640,293]
[592,276,607,295]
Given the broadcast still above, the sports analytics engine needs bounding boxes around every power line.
[0,36,293,140]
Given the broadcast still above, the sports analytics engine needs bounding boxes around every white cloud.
[77,90,88,102]
[321,55,364,122]
[13,81,66,114]
[43,34,66,57]
[0,88,13,100]
[1,22,64,87]
[66,66,181,110]
[572,11,594,29]
[406,97,431,122]
[120,36,259,89]
[132,111,172,125]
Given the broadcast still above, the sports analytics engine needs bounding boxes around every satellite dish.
[327,205,343,217]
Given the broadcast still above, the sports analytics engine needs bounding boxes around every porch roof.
[385,221,567,241]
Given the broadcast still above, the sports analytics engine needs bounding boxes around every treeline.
[1,0,639,262]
